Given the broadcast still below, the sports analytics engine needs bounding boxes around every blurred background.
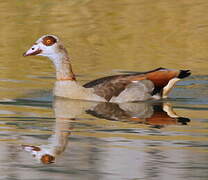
[0,0,207,180]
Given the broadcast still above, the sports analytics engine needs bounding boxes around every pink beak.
[23,49,42,57]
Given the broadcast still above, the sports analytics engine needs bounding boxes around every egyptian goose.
[23,35,191,102]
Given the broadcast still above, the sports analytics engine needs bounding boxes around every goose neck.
[50,54,76,81]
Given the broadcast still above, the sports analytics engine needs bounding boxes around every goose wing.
[83,68,191,101]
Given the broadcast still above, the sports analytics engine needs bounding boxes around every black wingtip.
[177,117,191,125]
[178,70,191,79]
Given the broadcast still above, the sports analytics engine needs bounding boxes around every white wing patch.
[110,80,154,103]
[162,78,180,98]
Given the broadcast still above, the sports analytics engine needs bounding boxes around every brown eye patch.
[42,36,57,46]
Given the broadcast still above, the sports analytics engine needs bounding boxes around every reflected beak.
[23,49,42,57]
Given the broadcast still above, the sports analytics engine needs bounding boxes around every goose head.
[23,35,68,61]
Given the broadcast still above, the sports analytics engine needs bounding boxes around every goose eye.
[42,36,57,46]
[46,39,51,44]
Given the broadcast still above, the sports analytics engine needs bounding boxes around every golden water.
[0,0,207,179]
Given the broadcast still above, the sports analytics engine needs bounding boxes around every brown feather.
[92,77,131,101]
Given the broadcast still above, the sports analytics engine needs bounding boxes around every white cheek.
[43,46,59,58]
[40,44,55,53]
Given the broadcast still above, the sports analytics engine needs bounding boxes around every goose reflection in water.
[22,98,190,164]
